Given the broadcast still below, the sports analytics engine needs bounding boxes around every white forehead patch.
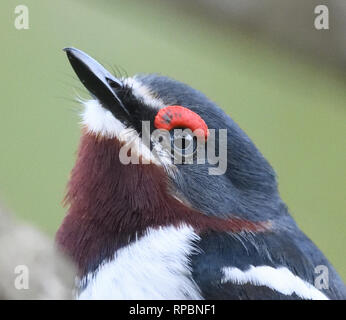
[122,76,165,110]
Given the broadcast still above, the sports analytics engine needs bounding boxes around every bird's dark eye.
[171,129,197,158]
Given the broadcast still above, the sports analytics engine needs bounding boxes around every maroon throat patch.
[56,132,270,276]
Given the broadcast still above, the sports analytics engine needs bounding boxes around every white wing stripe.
[221,265,329,300]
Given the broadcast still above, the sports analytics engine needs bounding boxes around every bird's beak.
[63,47,130,118]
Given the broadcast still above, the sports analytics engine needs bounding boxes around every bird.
[56,47,346,300]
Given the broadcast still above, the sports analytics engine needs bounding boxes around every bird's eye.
[171,130,197,158]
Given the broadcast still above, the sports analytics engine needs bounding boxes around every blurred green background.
[0,0,345,280]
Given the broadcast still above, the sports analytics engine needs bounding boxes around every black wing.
[190,229,345,300]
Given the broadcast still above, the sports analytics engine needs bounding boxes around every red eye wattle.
[154,105,209,140]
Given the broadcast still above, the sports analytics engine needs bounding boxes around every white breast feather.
[78,224,202,300]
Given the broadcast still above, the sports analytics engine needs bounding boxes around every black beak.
[63,47,130,118]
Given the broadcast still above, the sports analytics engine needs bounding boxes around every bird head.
[58,48,283,275]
